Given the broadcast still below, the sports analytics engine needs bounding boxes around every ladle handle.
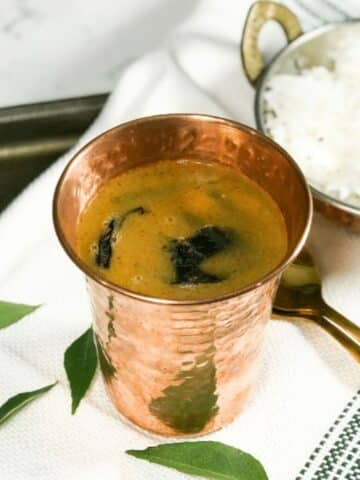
[241,1,302,84]
[322,304,360,344]
[318,313,360,363]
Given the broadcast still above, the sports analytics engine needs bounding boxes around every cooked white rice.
[263,33,360,207]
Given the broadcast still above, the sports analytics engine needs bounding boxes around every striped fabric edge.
[284,0,354,31]
[295,390,360,480]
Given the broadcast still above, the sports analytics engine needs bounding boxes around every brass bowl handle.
[241,1,303,84]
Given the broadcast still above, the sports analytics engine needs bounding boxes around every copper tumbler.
[53,114,312,437]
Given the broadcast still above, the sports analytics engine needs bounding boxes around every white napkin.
[0,1,359,479]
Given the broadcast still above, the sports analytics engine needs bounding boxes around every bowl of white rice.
[241,1,360,230]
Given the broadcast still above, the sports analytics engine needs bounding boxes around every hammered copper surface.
[53,114,312,436]
[89,276,277,436]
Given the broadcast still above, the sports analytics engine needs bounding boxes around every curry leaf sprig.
[0,299,97,418]
[0,300,57,426]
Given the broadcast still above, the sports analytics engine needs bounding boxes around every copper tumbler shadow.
[53,114,312,437]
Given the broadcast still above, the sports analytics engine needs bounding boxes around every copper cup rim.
[53,113,313,306]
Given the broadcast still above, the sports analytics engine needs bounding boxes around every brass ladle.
[273,250,360,362]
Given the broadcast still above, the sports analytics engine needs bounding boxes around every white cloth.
[0,1,359,479]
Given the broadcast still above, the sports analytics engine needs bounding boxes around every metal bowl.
[241,1,360,231]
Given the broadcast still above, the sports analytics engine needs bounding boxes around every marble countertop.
[1,0,358,109]
[0,0,196,107]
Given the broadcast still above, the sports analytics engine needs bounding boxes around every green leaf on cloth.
[0,300,40,330]
[127,441,269,480]
[0,382,57,426]
[64,327,98,414]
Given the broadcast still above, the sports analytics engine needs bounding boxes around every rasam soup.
[77,159,287,300]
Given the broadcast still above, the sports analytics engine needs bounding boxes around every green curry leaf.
[0,382,57,426]
[0,300,40,330]
[127,441,268,480]
[64,327,98,414]
[96,206,147,268]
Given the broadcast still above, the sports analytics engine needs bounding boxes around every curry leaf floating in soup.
[96,206,147,268]
[77,159,288,300]
[168,226,232,285]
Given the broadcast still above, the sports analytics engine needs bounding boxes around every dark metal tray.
[0,94,108,212]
